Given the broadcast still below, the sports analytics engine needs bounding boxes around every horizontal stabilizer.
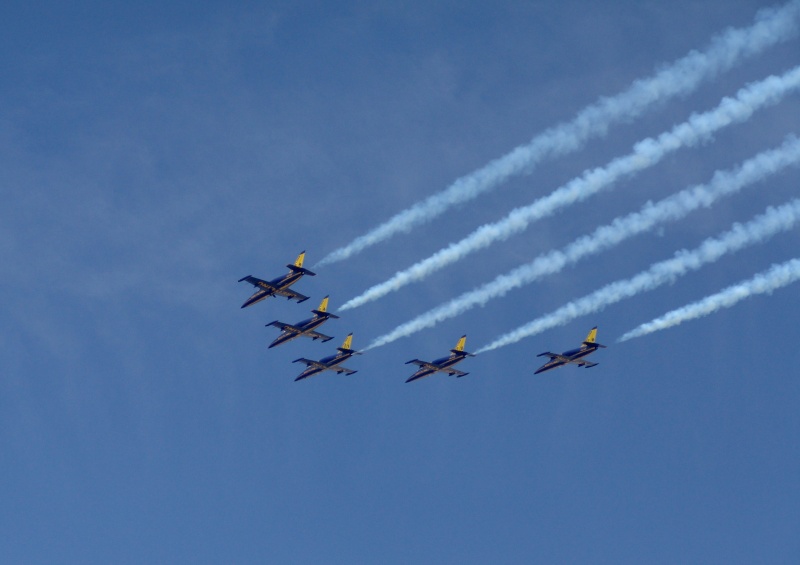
[287,264,316,276]
[450,349,476,357]
[583,341,607,348]
[312,310,339,318]
[306,331,333,342]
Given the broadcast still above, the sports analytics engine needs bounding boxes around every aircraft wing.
[268,321,302,333]
[537,352,572,363]
[293,358,327,369]
[274,287,310,303]
[406,368,434,383]
[240,275,276,290]
[294,367,321,381]
[292,358,356,377]
[534,358,565,374]
[406,359,439,370]
[305,331,333,342]
[405,360,440,382]
[406,366,467,382]
[267,322,331,342]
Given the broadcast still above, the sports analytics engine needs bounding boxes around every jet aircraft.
[239,251,315,308]
[266,296,339,348]
[292,333,361,381]
[534,327,606,374]
[405,335,475,383]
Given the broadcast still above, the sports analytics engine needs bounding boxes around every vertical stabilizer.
[341,333,353,351]
[312,296,338,319]
[585,327,598,343]
[287,251,316,276]
[454,335,467,352]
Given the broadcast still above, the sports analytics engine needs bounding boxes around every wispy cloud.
[319,0,800,267]
[476,199,800,353]
[345,66,800,312]
[364,136,800,349]
[618,258,800,342]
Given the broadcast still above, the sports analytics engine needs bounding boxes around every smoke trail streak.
[320,1,800,267]
[617,258,800,341]
[364,137,800,349]
[475,199,800,354]
[344,66,800,312]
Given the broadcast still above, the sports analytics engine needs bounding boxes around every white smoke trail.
[475,199,800,353]
[343,66,800,312]
[320,1,800,267]
[618,258,800,341]
[364,136,800,349]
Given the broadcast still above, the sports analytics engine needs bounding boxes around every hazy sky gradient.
[2,2,799,563]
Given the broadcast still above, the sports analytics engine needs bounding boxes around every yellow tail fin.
[317,296,329,313]
[342,333,353,350]
[454,335,467,352]
[585,327,598,343]
[294,251,306,268]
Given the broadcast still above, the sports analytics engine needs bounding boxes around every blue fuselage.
[535,345,598,374]
[295,351,353,380]
[243,272,303,308]
[406,353,467,382]
[269,316,326,348]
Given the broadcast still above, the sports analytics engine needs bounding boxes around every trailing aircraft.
[405,335,475,383]
[534,327,606,374]
[238,251,315,308]
[292,333,361,381]
[266,296,339,348]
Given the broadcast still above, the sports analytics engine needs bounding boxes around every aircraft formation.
[239,252,606,381]
[237,6,800,380]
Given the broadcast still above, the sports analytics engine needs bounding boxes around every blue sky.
[3,2,800,563]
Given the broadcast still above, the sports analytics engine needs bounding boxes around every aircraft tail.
[582,326,607,348]
[450,335,476,357]
[337,333,361,354]
[312,295,340,318]
[287,251,316,276]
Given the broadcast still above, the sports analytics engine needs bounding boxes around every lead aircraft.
[239,251,315,308]
[292,334,361,381]
[266,296,339,348]
[405,335,475,383]
[534,327,606,374]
